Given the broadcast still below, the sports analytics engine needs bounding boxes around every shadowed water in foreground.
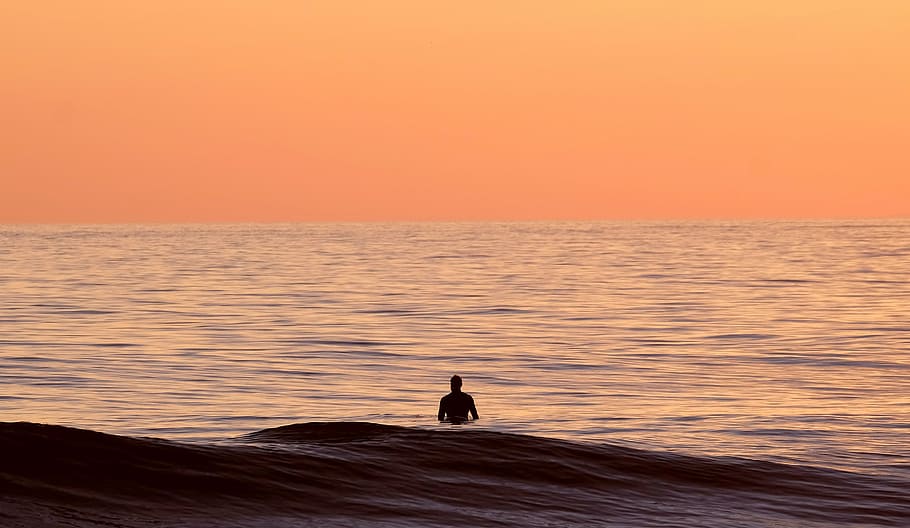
[2,422,907,527]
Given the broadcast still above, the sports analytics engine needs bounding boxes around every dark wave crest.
[1,422,907,527]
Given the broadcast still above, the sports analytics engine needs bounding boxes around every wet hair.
[450,375,463,389]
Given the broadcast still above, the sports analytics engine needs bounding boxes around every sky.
[2,1,908,222]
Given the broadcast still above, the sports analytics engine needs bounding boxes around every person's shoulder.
[462,392,474,400]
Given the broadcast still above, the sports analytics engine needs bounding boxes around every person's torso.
[442,392,473,419]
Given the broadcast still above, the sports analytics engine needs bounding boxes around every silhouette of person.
[438,374,479,423]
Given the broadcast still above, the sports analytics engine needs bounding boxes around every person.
[438,374,479,423]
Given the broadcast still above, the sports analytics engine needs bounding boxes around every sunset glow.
[3,1,908,222]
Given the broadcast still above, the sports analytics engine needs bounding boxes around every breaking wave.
[1,422,907,527]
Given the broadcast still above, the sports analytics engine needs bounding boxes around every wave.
[1,422,907,527]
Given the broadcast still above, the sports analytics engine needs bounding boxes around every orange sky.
[2,1,908,222]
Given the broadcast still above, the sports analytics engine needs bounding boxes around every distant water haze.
[1,220,908,479]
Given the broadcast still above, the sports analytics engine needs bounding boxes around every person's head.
[450,375,463,392]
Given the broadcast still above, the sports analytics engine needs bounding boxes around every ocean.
[1,220,908,527]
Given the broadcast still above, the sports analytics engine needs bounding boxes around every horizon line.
[2,215,908,227]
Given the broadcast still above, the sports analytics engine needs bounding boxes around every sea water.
[1,221,908,526]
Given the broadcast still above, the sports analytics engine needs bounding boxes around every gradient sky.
[2,1,908,222]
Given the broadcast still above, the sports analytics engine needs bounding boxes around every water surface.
[2,220,908,479]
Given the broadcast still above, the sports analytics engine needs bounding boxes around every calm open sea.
[1,221,908,527]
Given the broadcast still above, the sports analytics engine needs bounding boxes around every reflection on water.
[1,220,908,475]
